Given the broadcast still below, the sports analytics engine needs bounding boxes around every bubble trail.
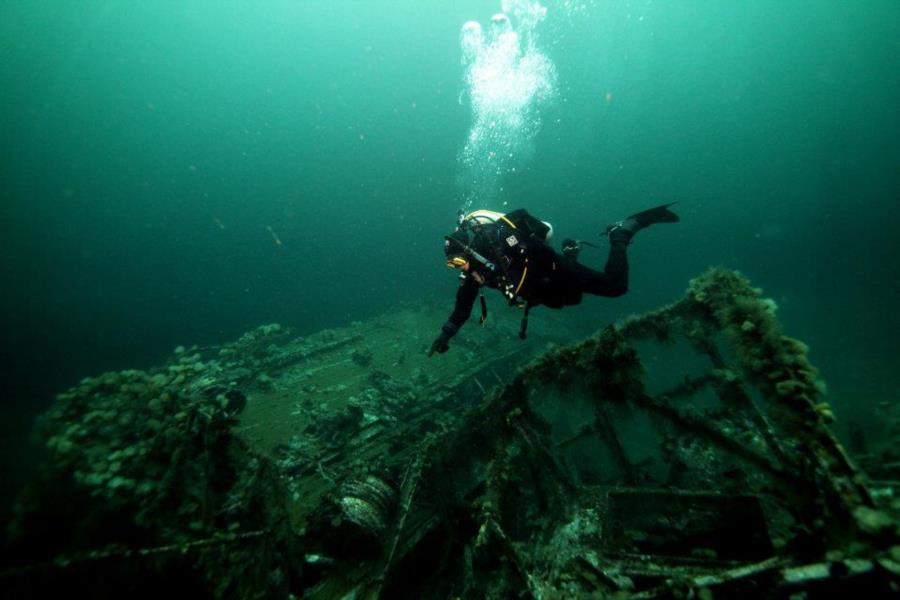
[458,0,556,211]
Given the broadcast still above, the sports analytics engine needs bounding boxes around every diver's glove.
[427,324,457,357]
[429,333,450,356]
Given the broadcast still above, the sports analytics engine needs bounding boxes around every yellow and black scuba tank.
[461,209,553,244]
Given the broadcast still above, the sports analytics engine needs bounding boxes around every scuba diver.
[428,203,679,356]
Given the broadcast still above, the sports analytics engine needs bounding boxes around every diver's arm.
[447,274,480,330]
[429,275,480,356]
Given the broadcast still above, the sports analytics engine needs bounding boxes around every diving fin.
[628,202,680,227]
[606,202,679,243]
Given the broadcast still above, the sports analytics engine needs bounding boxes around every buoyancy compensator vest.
[444,208,554,339]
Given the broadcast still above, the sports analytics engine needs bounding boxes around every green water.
[1,1,898,506]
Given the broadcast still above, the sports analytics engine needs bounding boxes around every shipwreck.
[2,268,899,598]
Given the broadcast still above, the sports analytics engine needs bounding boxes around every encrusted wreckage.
[3,268,899,598]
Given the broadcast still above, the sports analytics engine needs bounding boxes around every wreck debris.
[3,271,898,598]
[339,475,398,550]
[302,268,899,597]
[1,348,303,598]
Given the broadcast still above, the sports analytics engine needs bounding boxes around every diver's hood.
[444,228,475,258]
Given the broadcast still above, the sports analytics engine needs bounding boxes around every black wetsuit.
[440,232,629,339]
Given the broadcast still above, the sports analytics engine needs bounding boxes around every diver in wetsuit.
[428,204,679,356]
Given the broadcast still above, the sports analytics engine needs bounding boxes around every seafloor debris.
[3,269,899,598]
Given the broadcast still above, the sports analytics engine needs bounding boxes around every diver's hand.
[428,332,451,357]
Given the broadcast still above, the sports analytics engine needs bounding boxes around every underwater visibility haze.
[1,0,899,594]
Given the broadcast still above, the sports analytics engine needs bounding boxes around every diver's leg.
[574,240,628,298]
[569,203,679,299]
